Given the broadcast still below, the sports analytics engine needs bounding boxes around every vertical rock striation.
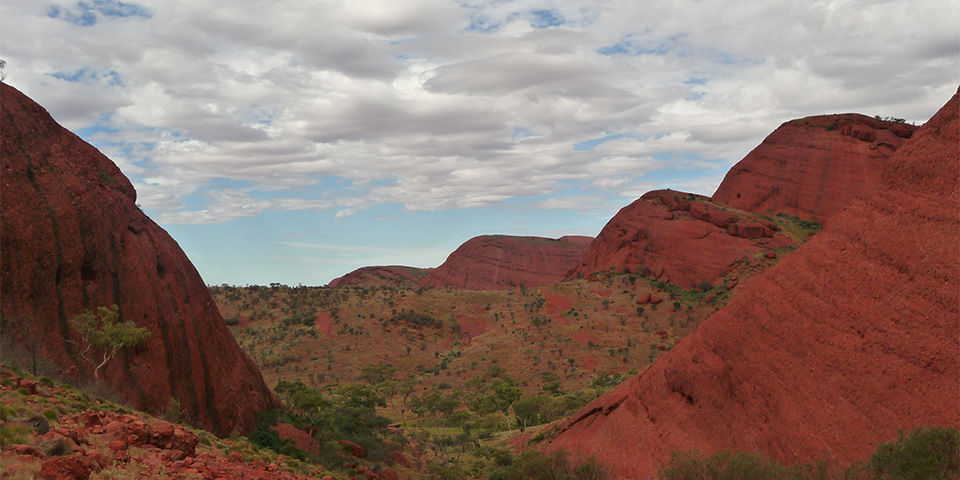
[1,83,278,436]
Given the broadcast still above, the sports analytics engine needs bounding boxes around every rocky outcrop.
[328,265,431,289]
[566,191,794,289]
[0,83,277,436]
[546,91,959,478]
[418,235,593,290]
[712,114,919,223]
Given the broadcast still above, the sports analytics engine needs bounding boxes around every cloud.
[3,0,956,225]
[155,189,333,224]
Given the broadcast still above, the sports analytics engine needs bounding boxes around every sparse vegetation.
[68,305,151,381]
[658,427,960,480]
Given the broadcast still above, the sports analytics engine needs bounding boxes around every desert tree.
[69,305,151,381]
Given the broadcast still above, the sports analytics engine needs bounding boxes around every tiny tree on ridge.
[69,305,151,381]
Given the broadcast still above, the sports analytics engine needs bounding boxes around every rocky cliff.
[328,265,431,289]
[567,190,795,290]
[545,91,959,478]
[712,114,918,223]
[0,83,278,436]
[418,235,593,290]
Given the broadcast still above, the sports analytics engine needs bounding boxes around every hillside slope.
[0,82,277,436]
[567,190,796,290]
[545,90,959,478]
[328,265,431,288]
[419,235,593,290]
[712,114,918,223]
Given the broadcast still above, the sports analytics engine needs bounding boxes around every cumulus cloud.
[3,0,956,225]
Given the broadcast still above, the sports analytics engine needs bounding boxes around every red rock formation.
[546,91,959,478]
[272,423,323,458]
[567,191,794,289]
[0,83,277,436]
[418,235,593,290]
[328,265,431,289]
[713,114,918,223]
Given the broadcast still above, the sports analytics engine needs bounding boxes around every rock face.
[567,191,794,289]
[712,114,918,223]
[328,265,431,289]
[546,92,959,478]
[418,235,593,290]
[0,83,277,436]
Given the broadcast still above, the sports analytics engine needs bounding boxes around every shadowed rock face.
[567,190,795,289]
[0,83,277,436]
[546,91,959,478]
[712,114,918,224]
[418,235,593,290]
[328,265,431,288]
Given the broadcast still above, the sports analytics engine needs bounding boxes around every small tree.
[69,305,151,381]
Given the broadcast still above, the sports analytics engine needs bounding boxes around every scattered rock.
[11,444,47,458]
[148,421,198,457]
[40,454,92,480]
[337,439,366,459]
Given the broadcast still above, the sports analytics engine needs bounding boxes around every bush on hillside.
[869,427,959,480]
[657,427,960,480]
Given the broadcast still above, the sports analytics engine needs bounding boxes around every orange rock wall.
[419,235,593,290]
[546,91,959,478]
[713,114,918,223]
[0,83,278,436]
[567,190,794,289]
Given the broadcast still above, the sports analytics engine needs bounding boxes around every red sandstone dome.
[712,113,918,223]
[418,235,593,290]
[0,83,278,436]
[567,190,795,290]
[328,265,431,288]
[546,90,959,478]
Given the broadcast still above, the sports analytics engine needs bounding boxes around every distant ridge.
[416,235,593,290]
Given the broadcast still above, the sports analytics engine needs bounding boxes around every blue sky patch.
[49,68,124,86]
[574,133,637,151]
[48,0,151,26]
[598,34,673,56]
[529,9,565,28]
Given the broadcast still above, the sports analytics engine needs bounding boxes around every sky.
[2,0,957,286]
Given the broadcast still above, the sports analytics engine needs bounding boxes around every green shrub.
[42,409,59,422]
[0,424,31,447]
[869,427,959,480]
[491,450,611,480]
[658,450,788,480]
[658,427,960,480]
[40,437,71,456]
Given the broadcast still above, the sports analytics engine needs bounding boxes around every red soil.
[455,315,489,343]
[567,191,794,289]
[545,90,959,478]
[713,114,918,223]
[0,82,277,436]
